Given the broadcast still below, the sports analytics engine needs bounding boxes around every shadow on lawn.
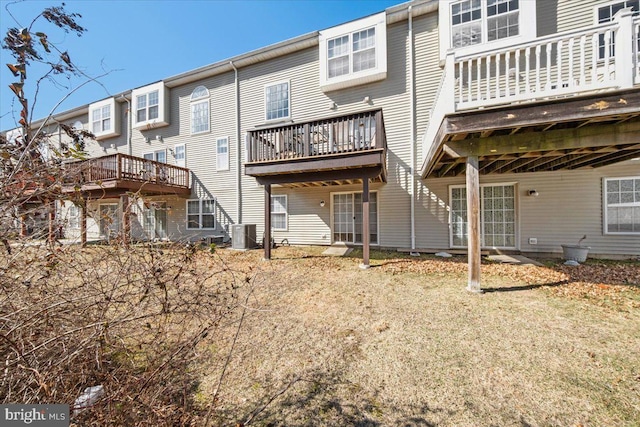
[213,365,443,426]
[482,280,569,293]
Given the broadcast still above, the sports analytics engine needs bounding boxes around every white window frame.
[190,85,210,134]
[68,204,79,229]
[89,98,119,140]
[264,81,290,122]
[593,0,640,60]
[449,182,518,249]
[603,176,640,235]
[132,82,169,129]
[438,0,536,59]
[143,149,167,163]
[186,199,217,230]
[174,143,186,167]
[216,137,229,171]
[271,195,288,231]
[319,12,387,92]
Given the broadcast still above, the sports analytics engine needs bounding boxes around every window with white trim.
[89,98,119,139]
[187,199,216,230]
[605,177,640,234]
[68,205,79,229]
[319,12,387,92]
[174,144,186,167]
[216,137,229,171]
[271,195,288,231]
[265,82,290,121]
[595,0,640,59]
[132,82,169,129]
[439,0,535,58]
[190,86,210,134]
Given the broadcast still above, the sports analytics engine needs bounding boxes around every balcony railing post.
[303,123,310,157]
[116,153,122,179]
[614,7,635,89]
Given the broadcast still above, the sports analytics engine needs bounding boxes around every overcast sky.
[0,0,403,131]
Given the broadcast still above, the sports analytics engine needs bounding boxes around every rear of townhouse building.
[7,0,640,266]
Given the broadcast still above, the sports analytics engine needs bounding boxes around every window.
[68,205,79,229]
[187,199,216,230]
[319,12,387,91]
[190,86,210,134]
[174,144,186,167]
[451,0,519,48]
[136,90,158,123]
[450,184,516,248]
[605,177,640,234]
[439,0,535,57]
[332,191,378,244]
[271,195,288,231]
[596,1,639,59]
[265,82,290,121]
[88,98,119,139]
[132,82,169,129]
[144,150,166,163]
[216,137,229,171]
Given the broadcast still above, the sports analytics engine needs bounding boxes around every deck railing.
[246,110,385,163]
[64,153,190,188]
[453,10,638,110]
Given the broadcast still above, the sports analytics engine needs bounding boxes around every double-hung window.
[216,137,229,171]
[265,82,290,121]
[187,199,216,230]
[174,144,186,167]
[190,86,210,134]
[604,177,640,234]
[89,98,119,139]
[451,0,519,48]
[132,82,169,129]
[271,195,288,231]
[596,1,640,59]
[319,12,387,91]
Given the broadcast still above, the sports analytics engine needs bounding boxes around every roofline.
[24,0,438,128]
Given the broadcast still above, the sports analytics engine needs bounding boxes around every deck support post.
[360,177,370,269]
[120,194,130,247]
[466,156,482,292]
[80,199,87,248]
[264,184,271,260]
[47,200,56,246]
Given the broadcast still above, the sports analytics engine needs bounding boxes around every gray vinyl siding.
[555,0,609,33]
[239,21,414,248]
[415,161,640,258]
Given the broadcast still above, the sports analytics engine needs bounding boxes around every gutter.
[119,94,132,156]
[230,60,242,225]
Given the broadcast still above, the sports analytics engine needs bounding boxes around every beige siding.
[416,161,640,257]
[555,0,609,33]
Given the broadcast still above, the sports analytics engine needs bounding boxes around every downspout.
[408,5,417,253]
[230,60,242,225]
[119,94,132,156]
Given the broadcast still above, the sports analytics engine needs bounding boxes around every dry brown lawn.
[196,246,640,427]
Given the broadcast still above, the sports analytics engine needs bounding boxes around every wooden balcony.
[421,10,640,178]
[245,109,387,186]
[62,153,191,196]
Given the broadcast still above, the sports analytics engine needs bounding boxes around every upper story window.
[190,85,210,134]
[216,137,229,171]
[265,81,290,121]
[132,82,169,129]
[319,12,387,92]
[174,143,186,167]
[604,177,640,234]
[595,1,639,59]
[439,0,536,58]
[89,98,120,140]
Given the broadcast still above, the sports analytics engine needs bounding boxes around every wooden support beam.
[120,194,130,248]
[264,184,271,260]
[466,156,481,293]
[361,178,370,269]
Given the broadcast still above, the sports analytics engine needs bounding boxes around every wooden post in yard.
[466,156,482,292]
[120,194,130,247]
[264,184,271,260]
[361,177,370,269]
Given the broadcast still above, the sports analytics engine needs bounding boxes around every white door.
[144,202,168,240]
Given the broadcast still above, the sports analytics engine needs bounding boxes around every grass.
[196,246,640,426]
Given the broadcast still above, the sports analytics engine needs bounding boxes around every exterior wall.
[239,20,414,248]
[416,161,640,258]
